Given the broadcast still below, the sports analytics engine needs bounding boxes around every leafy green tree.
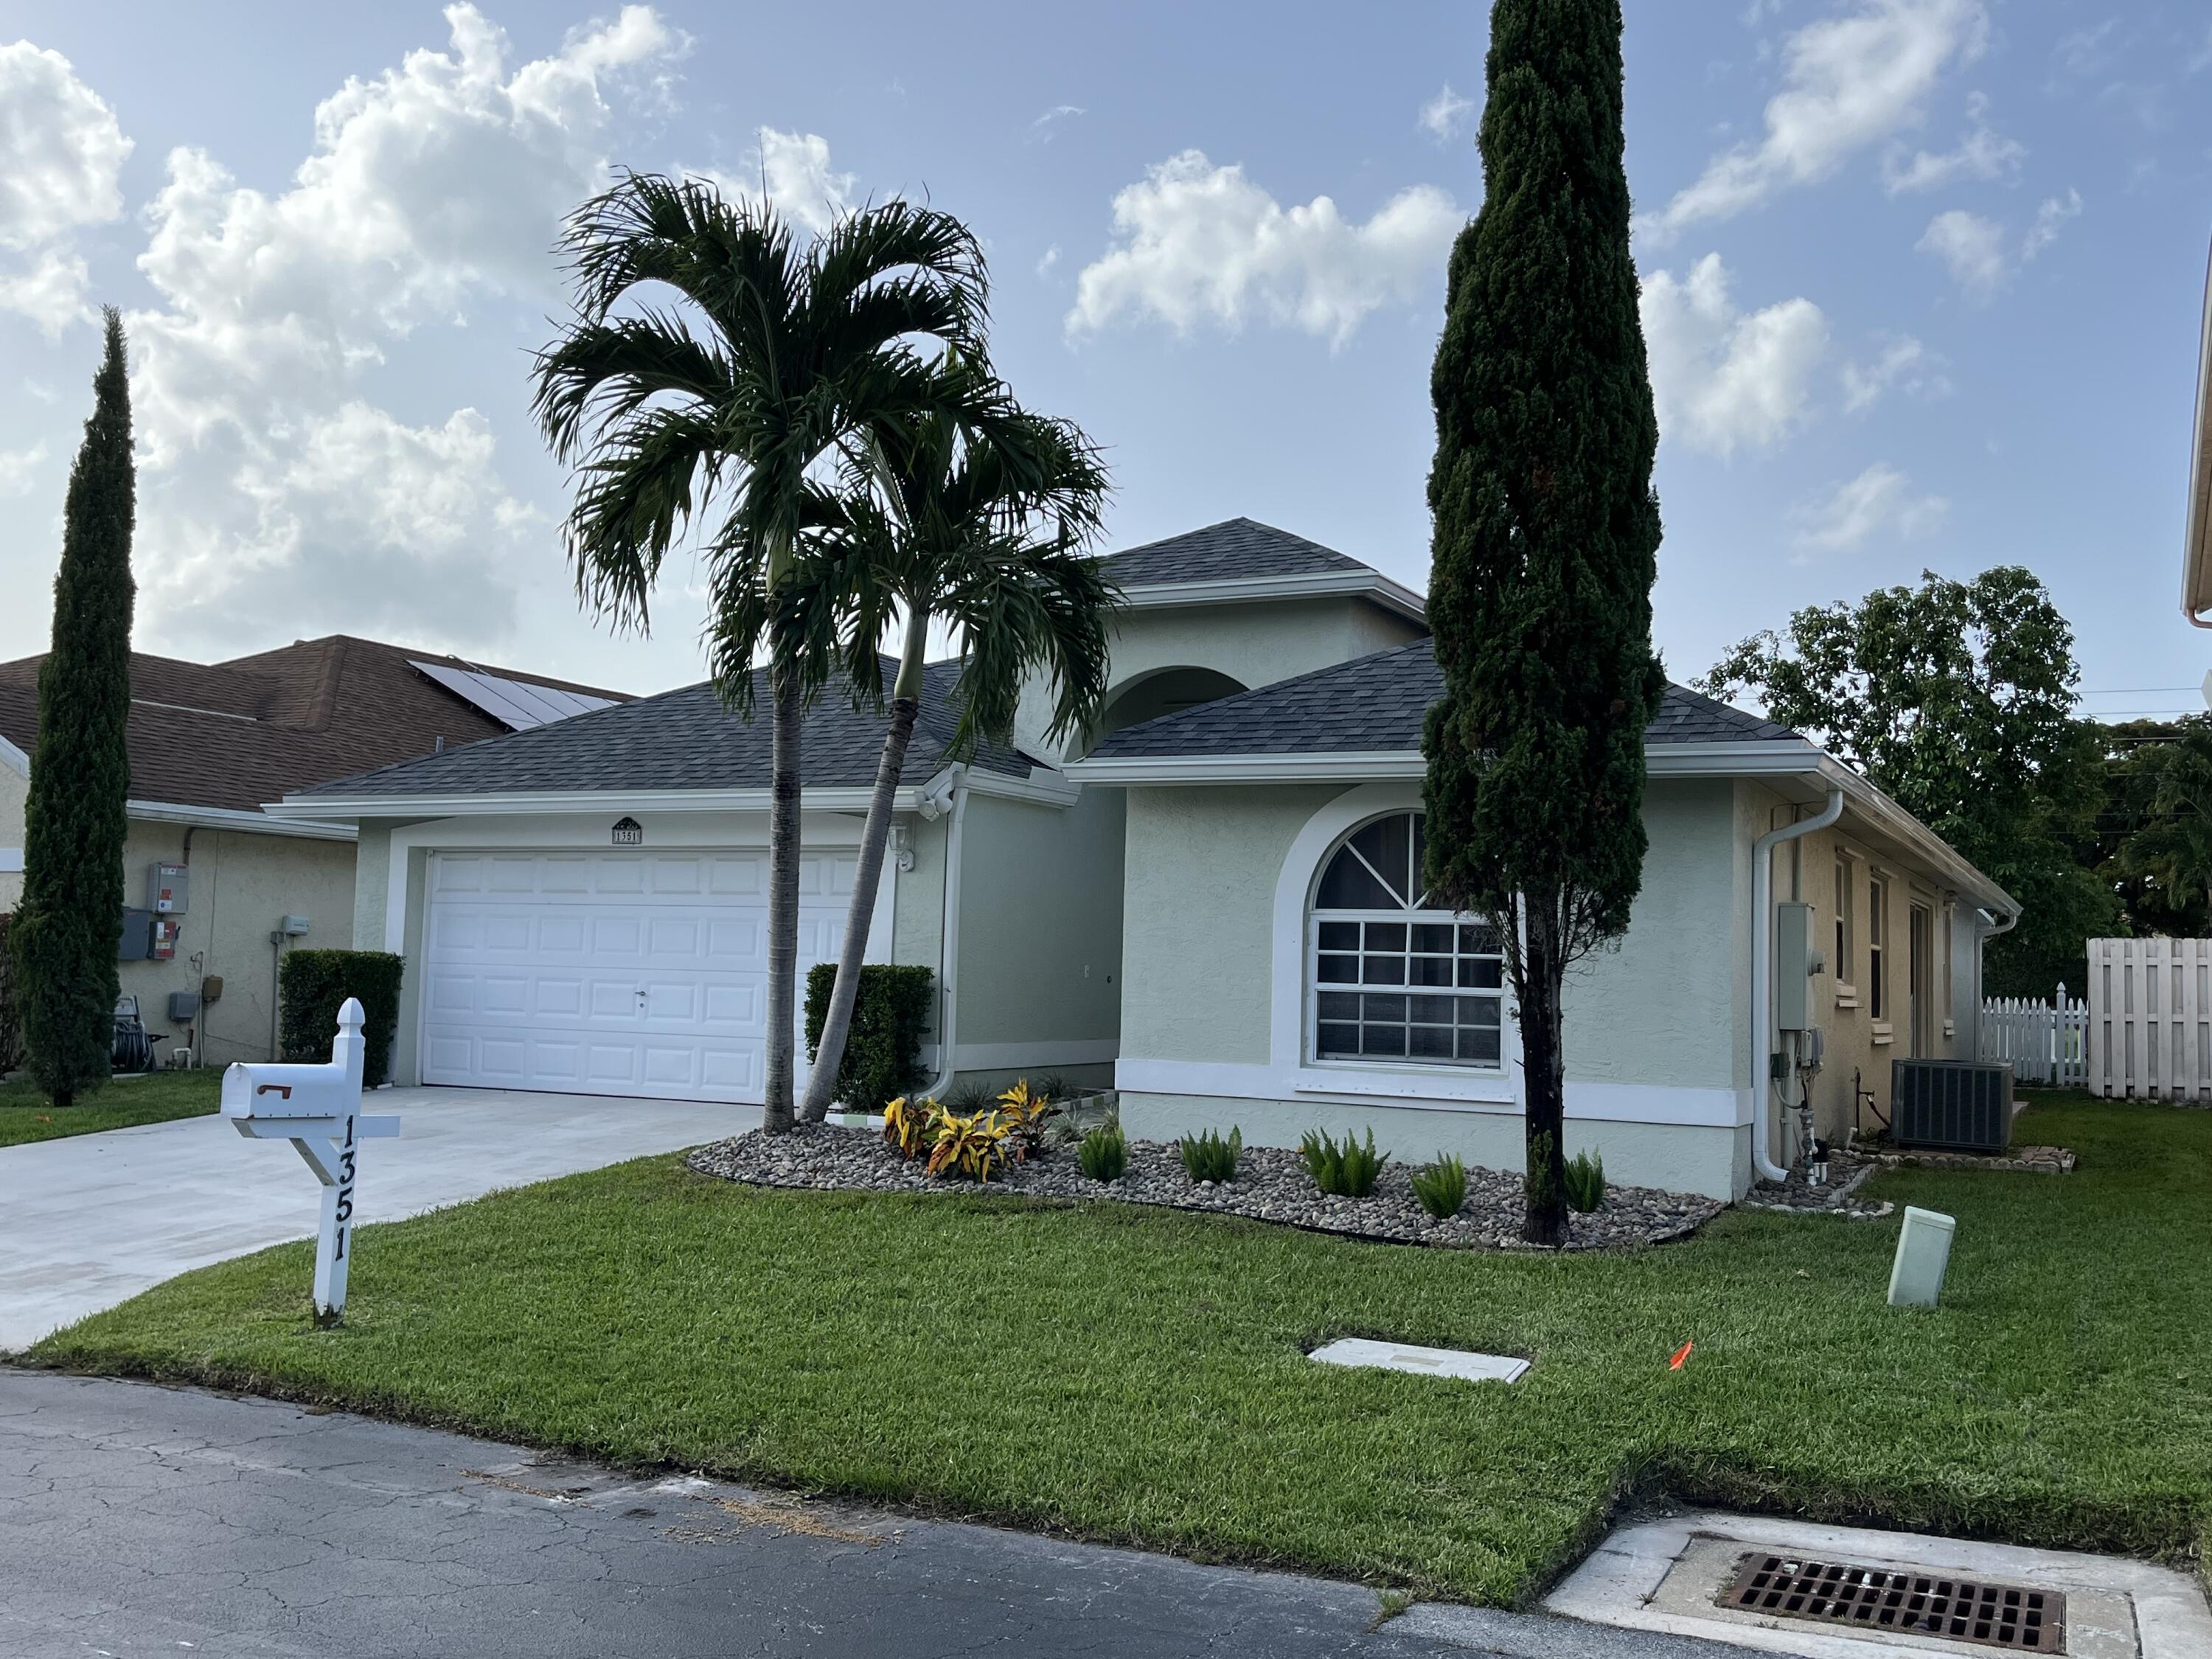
[13,308,136,1105]
[1699,566,2118,998]
[1422,0,1663,1248]
[532,175,992,1132]
[796,357,1117,1121]
[2108,716,2212,939]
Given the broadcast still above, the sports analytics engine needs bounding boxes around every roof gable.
[1085,639,1799,760]
[1100,518,1374,588]
[293,656,1039,803]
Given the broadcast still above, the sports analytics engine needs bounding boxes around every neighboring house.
[0,636,625,1068]
[276,519,2017,1200]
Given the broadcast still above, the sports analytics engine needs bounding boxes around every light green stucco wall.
[953,786,1124,1050]
[1121,784,1346,1065]
[1015,596,1427,762]
[0,759,26,913]
[116,820,357,1066]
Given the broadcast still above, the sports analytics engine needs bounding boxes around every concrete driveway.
[0,1087,755,1352]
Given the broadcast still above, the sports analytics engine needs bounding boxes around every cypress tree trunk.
[798,605,928,1124]
[14,309,136,1107]
[1421,1,1663,1246]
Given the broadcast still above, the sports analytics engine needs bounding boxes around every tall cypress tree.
[1422,1,1663,1246]
[14,308,136,1105]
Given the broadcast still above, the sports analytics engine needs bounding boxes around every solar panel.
[411,661,617,731]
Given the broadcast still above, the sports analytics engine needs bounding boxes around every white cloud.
[1881,91,2023,191]
[1840,333,1949,411]
[109,3,684,651]
[2192,24,2212,76]
[1916,208,2006,299]
[1641,0,1989,243]
[1036,244,1060,278]
[0,442,47,498]
[1918,190,2081,301]
[0,41,133,334]
[1419,84,1475,142]
[1067,150,1460,348]
[1793,462,1948,552]
[1029,104,1085,142]
[1638,254,1829,458]
[699,129,855,236]
[2021,188,2083,260]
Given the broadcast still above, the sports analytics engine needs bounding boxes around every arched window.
[1309,810,1503,1068]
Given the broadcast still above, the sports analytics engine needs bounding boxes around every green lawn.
[27,1093,2212,1605]
[0,1068,222,1147]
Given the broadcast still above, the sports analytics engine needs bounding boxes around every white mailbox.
[223,998,398,1324]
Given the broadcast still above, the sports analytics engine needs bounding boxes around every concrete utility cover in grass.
[1545,1510,2212,1657]
[1308,1338,1528,1383]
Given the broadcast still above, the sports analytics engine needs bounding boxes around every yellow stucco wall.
[0,757,27,912]
[116,821,358,1067]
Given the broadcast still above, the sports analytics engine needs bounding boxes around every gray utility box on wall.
[148,862,188,914]
[1774,902,1815,1031]
[1892,1059,2014,1154]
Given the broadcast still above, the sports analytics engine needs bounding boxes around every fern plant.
[1301,1127,1388,1197]
[1180,1125,1242,1183]
[1563,1149,1606,1214]
[1410,1153,1467,1219]
[1077,1124,1127,1181]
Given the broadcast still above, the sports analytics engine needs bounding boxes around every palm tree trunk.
[762,657,803,1134]
[799,610,928,1122]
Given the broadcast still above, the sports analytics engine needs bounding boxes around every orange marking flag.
[1669,1340,1694,1371]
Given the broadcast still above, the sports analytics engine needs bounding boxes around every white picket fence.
[1980,987,2087,1088]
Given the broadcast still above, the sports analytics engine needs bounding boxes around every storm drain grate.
[1719,1553,2067,1652]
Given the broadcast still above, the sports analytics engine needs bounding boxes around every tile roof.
[1100,518,1375,588]
[0,636,629,815]
[293,658,1039,801]
[1085,639,1801,759]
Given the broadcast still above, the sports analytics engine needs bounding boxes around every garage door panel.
[424,847,865,1105]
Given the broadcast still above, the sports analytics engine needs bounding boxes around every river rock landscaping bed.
[685,1124,1725,1251]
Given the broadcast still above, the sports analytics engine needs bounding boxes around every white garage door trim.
[419,846,891,1104]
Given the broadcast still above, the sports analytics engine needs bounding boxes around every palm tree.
[797,361,1117,1121]
[531,173,992,1133]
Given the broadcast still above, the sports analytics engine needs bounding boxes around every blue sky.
[1,1,2208,719]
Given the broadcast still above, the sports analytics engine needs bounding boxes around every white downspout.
[1752,786,1846,1183]
[918,765,970,1100]
[1971,905,2019,1060]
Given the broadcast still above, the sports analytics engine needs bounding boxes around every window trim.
[1832,851,1860,1008]
[1305,811,1507,1074]
[1868,874,1888,1022]
[1268,782,1520,1106]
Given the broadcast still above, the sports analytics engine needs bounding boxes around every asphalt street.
[0,1368,1753,1658]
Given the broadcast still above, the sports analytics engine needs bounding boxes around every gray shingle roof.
[1085,639,1801,759]
[1100,518,1374,588]
[294,658,1037,801]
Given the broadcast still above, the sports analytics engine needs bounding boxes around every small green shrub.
[1029,1071,1071,1105]
[1077,1124,1127,1181]
[1564,1149,1606,1213]
[1410,1153,1467,1219]
[803,963,933,1113]
[1301,1127,1388,1197]
[1180,1125,1242,1183]
[942,1077,995,1113]
[279,950,404,1088]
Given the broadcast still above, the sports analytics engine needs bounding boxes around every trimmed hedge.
[804,962,933,1112]
[279,949,404,1088]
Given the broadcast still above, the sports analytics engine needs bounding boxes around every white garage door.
[420,848,862,1102]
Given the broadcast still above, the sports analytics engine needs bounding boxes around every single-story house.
[0,634,625,1066]
[274,520,2017,1199]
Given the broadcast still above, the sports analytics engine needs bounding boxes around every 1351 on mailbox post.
[222,998,399,1324]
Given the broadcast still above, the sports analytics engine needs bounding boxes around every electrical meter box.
[149,863,189,914]
[1774,901,1814,1032]
[150,917,179,961]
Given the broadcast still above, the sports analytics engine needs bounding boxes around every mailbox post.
[222,998,399,1324]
